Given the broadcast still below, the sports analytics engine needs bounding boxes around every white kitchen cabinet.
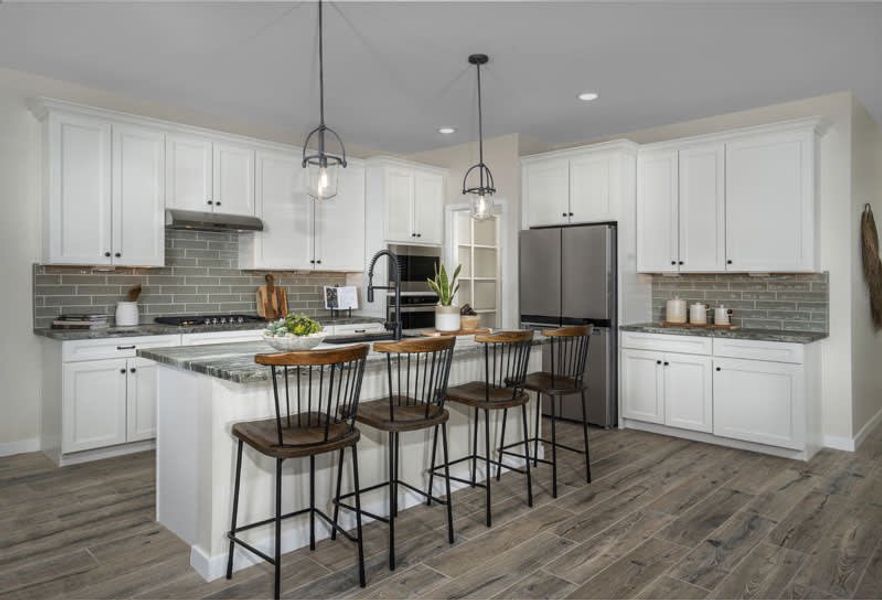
[315,163,366,271]
[725,129,817,272]
[383,167,415,243]
[678,142,726,272]
[664,353,713,433]
[713,357,804,449]
[636,148,679,273]
[126,357,158,442]
[523,158,570,227]
[112,124,166,267]
[212,142,256,216]
[62,358,129,453]
[43,111,113,265]
[165,134,213,212]
[414,171,445,245]
[569,153,612,223]
[621,349,665,424]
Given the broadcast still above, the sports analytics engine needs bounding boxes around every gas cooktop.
[154,314,266,327]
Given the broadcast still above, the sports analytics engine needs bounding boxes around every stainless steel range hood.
[165,209,264,233]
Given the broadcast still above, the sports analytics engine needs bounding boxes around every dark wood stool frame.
[497,325,593,498]
[332,336,457,571]
[225,344,370,599]
[432,330,535,528]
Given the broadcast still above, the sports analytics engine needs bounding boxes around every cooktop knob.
[236,316,244,323]
[203,318,211,325]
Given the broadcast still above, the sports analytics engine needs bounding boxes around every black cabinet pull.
[104,251,111,257]
[656,360,662,365]
[670,260,676,265]
[130,368,137,373]
[663,361,669,366]
[116,345,135,350]
[316,260,322,264]
[678,261,684,265]
[562,212,567,217]
[119,368,126,374]
[207,200,213,205]
[416,233,421,238]
[114,252,121,258]
[569,212,574,217]
[727,259,733,265]
[216,202,221,206]
[716,367,722,372]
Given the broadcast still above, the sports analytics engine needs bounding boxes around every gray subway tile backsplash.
[650,272,828,333]
[32,230,349,329]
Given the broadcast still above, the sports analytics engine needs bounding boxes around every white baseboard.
[56,440,156,467]
[853,405,882,450]
[0,437,40,457]
[822,435,855,452]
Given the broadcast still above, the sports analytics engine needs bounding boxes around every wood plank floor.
[1,420,881,599]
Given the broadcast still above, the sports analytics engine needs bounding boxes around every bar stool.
[498,325,593,498]
[332,336,457,571]
[225,344,370,599]
[436,330,535,528]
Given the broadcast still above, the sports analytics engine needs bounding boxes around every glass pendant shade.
[304,160,340,200]
[470,193,492,221]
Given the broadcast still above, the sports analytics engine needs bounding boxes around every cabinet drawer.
[712,338,804,364]
[620,332,712,355]
[62,335,180,362]
[180,330,264,346]
[332,322,385,335]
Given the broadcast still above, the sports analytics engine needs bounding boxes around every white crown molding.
[364,154,449,175]
[520,138,639,163]
[636,116,829,153]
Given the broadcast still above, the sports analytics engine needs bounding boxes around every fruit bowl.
[262,332,327,351]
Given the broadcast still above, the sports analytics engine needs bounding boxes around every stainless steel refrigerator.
[519,223,617,427]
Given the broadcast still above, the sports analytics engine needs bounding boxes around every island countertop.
[138,336,546,384]
[621,323,828,344]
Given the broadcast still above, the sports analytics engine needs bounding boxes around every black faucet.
[367,249,402,340]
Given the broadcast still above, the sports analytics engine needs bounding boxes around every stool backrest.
[473,330,535,399]
[373,336,457,421]
[255,344,369,447]
[544,325,593,385]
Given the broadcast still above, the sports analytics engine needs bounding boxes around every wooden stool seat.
[446,381,531,410]
[232,414,360,459]
[523,372,586,395]
[354,399,449,432]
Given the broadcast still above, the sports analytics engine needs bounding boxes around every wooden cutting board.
[256,274,288,320]
[421,328,491,337]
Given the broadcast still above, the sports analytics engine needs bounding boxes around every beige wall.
[850,98,882,439]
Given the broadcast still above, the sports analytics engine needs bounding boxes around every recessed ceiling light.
[438,127,456,134]
[578,92,599,102]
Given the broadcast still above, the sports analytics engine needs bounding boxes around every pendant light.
[302,0,346,200]
[462,53,495,221]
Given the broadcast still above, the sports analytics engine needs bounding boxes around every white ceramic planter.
[435,305,461,332]
[115,301,140,327]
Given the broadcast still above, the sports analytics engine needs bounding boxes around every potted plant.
[427,263,462,332]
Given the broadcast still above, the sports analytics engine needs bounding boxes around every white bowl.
[263,332,327,351]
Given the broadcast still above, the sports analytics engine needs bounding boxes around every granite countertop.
[137,337,547,384]
[621,323,828,344]
[34,315,387,341]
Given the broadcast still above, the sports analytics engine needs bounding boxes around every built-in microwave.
[389,244,440,292]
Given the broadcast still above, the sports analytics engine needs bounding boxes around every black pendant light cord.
[476,60,485,189]
[462,53,494,198]
[318,0,326,158]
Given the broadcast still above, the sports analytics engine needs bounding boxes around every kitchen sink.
[323,331,421,345]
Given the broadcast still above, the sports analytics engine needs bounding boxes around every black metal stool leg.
[274,458,283,600]
[533,394,541,468]
[581,390,592,483]
[551,396,558,498]
[351,444,366,588]
[521,404,533,507]
[226,439,243,580]
[388,431,397,571]
[471,407,479,487]
[496,408,508,481]
[441,421,454,544]
[309,455,316,550]
[427,424,439,506]
[483,409,492,527]
[331,447,345,540]
[393,431,400,518]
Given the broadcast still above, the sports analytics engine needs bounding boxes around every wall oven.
[387,244,441,330]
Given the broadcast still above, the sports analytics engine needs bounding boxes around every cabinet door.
[126,357,157,442]
[636,149,679,273]
[678,143,725,272]
[621,349,664,424]
[212,142,255,216]
[315,163,366,271]
[62,359,128,453]
[663,353,713,432]
[111,124,165,267]
[569,154,611,223]
[413,170,444,245]
[384,167,415,243]
[713,358,804,449]
[725,131,816,272]
[523,158,569,227]
[165,134,212,212]
[45,112,112,265]
[251,151,313,270]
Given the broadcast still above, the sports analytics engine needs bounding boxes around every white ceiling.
[1,2,880,154]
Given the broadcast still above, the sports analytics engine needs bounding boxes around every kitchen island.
[138,337,543,581]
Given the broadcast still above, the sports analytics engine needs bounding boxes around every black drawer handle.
[656,360,662,365]
[569,212,574,217]
[670,260,676,265]
[130,368,137,373]
[663,361,669,366]
[114,252,121,258]
[119,368,127,374]
[207,200,213,205]
[216,202,221,206]
[716,367,722,372]
[116,345,135,350]
[104,251,111,257]
[727,260,733,265]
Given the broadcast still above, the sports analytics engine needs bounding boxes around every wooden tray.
[658,321,739,330]
[421,328,491,337]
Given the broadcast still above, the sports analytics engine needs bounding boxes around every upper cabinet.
[636,118,823,273]
[314,163,366,271]
[366,158,447,246]
[521,141,637,228]
[211,142,255,216]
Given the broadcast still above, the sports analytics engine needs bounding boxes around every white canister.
[435,305,461,332]
[714,305,734,326]
[689,303,709,325]
[115,301,140,327]
[665,297,687,324]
